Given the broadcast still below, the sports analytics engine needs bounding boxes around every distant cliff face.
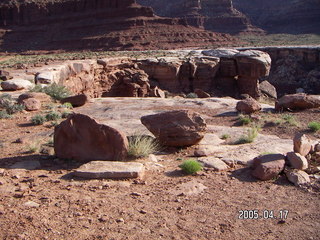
[233,0,320,34]
[0,0,238,52]
[137,0,260,34]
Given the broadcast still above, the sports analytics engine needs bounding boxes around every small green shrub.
[308,121,320,132]
[220,134,230,140]
[26,141,40,153]
[179,160,202,174]
[4,103,25,115]
[61,102,73,109]
[31,114,46,125]
[235,127,259,144]
[0,110,11,119]
[238,114,252,125]
[128,135,160,158]
[31,83,70,101]
[282,114,299,126]
[186,93,198,98]
[45,111,61,121]
[61,111,72,118]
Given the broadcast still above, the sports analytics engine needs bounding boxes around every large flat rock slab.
[73,161,145,179]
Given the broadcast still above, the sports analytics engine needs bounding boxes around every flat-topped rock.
[1,79,34,91]
[73,161,145,179]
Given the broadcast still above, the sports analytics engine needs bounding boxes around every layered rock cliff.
[137,0,262,34]
[0,0,237,52]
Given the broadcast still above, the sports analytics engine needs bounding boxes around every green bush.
[45,111,61,121]
[0,110,11,119]
[61,102,73,109]
[308,121,320,132]
[179,160,202,174]
[5,103,25,115]
[235,127,259,144]
[31,114,46,125]
[186,93,198,98]
[238,114,252,125]
[31,83,70,101]
[282,114,299,126]
[220,134,230,140]
[128,135,160,158]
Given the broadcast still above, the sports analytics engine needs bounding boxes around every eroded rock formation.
[0,0,237,52]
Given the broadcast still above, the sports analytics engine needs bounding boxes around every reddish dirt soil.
[0,100,320,240]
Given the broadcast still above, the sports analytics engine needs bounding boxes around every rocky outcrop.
[54,114,128,162]
[141,110,207,147]
[138,0,262,34]
[0,0,236,52]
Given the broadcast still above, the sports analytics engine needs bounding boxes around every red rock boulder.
[275,93,320,111]
[141,110,206,147]
[54,114,128,162]
[251,154,285,181]
[236,97,261,114]
[21,98,41,111]
[61,94,88,107]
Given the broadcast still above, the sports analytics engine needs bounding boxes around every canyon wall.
[0,0,237,52]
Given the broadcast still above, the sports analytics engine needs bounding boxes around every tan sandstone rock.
[275,93,320,111]
[236,97,261,114]
[293,133,312,156]
[286,152,308,170]
[21,98,41,111]
[285,168,310,186]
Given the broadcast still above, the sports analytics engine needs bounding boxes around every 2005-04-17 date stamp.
[237,210,289,220]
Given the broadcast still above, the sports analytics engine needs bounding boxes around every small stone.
[149,154,158,162]
[130,192,142,197]
[0,168,4,176]
[139,210,147,214]
[287,152,308,170]
[198,157,229,171]
[23,201,40,208]
[293,133,312,156]
[73,161,145,179]
[285,169,310,186]
[116,218,125,223]
[98,217,108,223]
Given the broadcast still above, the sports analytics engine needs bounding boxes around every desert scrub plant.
[127,135,160,158]
[61,111,72,118]
[282,114,299,126]
[234,126,259,144]
[0,94,24,115]
[0,110,11,119]
[31,83,70,101]
[179,160,202,174]
[45,111,61,121]
[186,92,198,98]
[31,114,46,125]
[60,102,73,109]
[26,141,40,153]
[220,134,230,140]
[238,114,252,125]
[308,121,320,132]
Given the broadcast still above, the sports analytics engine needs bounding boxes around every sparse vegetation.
[220,134,230,140]
[31,83,70,101]
[128,135,160,158]
[0,110,11,119]
[0,94,24,115]
[282,114,299,126]
[45,111,61,121]
[60,102,73,109]
[260,152,277,156]
[238,114,252,125]
[186,93,198,98]
[234,126,259,144]
[308,121,320,132]
[26,141,40,153]
[179,160,202,174]
[61,111,72,118]
[31,114,46,125]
